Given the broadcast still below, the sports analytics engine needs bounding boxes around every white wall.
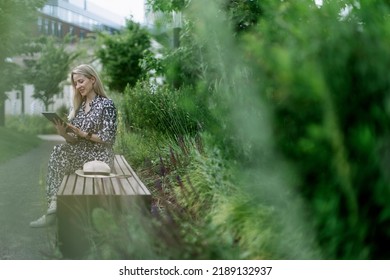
[5,84,72,115]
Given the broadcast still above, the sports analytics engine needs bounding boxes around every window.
[37,16,43,32]
[58,22,62,37]
[44,18,49,34]
[51,21,56,35]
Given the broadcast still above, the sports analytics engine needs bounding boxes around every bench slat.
[114,155,132,176]
[62,174,76,195]
[93,178,109,195]
[114,154,150,196]
[119,155,151,196]
[111,176,125,195]
[119,178,137,195]
[58,175,68,195]
[84,177,94,195]
[73,176,85,195]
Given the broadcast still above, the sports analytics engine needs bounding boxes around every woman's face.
[73,73,95,97]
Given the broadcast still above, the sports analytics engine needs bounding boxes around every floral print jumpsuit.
[46,95,117,205]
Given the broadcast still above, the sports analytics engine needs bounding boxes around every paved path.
[0,135,64,259]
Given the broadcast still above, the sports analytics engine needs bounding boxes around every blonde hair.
[68,64,108,120]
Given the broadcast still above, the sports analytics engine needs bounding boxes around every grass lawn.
[0,127,42,164]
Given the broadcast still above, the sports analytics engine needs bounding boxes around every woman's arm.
[62,133,79,144]
[67,124,104,143]
[96,99,117,144]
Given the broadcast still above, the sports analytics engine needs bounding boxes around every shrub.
[6,114,56,135]
[121,81,201,139]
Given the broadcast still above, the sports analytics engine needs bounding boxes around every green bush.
[121,81,201,138]
[96,20,151,93]
[6,114,57,135]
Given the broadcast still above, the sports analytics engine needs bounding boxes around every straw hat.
[75,160,117,178]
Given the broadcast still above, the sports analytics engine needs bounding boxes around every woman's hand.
[67,123,87,138]
[53,119,68,137]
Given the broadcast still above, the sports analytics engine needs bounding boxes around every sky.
[87,0,145,24]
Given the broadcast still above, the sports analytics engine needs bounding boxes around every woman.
[30,64,117,227]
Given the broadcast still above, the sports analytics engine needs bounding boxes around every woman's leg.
[46,143,74,208]
[30,143,79,227]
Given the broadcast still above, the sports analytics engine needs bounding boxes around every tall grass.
[6,115,57,135]
[121,82,202,139]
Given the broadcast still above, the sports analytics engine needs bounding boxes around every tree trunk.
[21,87,25,115]
[0,97,5,127]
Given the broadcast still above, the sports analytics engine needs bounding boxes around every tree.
[0,61,24,117]
[23,36,79,111]
[0,0,45,126]
[96,20,151,93]
[223,0,263,33]
[146,0,188,11]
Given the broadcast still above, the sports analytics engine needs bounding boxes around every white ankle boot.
[29,213,56,228]
[47,200,57,215]
[30,200,57,228]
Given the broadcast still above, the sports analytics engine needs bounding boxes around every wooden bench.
[56,154,151,259]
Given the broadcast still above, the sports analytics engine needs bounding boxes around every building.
[38,0,122,39]
[5,0,124,116]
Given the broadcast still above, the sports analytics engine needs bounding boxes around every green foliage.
[0,0,45,126]
[114,122,160,168]
[96,20,151,93]
[110,128,243,259]
[238,0,390,259]
[87,0,390,260]
[90,208,161,259]
[0,0,45,60]
[210,193,276,259]
[146,0,189,12]
[6,115,57,135]
[0,126,41,164]
[23,36,79,110]
[0,60,23,99]
[140,0,390,259]
[121,81,201,138]
[106,0,317,260]
[223,0,263,33]
[163,25,207,88]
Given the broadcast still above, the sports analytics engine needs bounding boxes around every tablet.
[42,112,67,127]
